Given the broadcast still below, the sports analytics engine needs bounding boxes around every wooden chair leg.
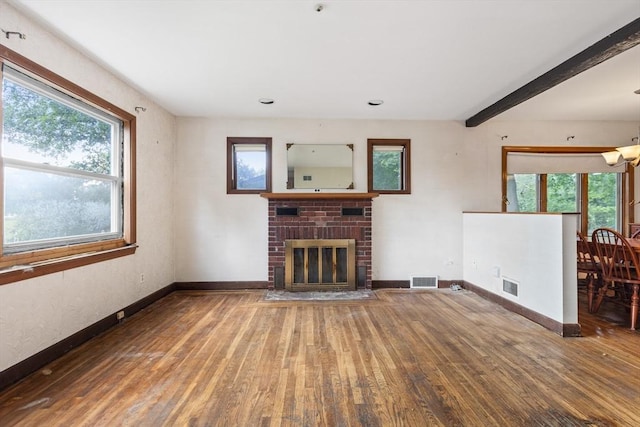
[587,274,595,313]
[592,282,609,313]
[630,284,639,330]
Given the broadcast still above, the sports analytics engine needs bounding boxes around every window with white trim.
[2,65,123,252]
[0,46,136,283]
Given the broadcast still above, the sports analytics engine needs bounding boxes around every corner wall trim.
[463,281,581,337]
[0,283,176,391]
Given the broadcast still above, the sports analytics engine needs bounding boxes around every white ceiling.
[7,0,640,123]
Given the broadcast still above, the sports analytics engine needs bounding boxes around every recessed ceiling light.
[368,99,384,106]
[259,98,274,105]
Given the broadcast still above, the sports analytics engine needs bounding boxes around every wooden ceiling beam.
[465,17,640,127]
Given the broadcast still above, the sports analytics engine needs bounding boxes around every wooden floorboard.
[0,289,638,426]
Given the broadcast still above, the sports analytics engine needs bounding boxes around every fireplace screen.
[285,239,356,291]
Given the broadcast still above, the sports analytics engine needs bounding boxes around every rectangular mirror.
[287,144,353,189]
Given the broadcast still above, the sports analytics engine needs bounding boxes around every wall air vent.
[410,276,438,289]
[503,278,519,297]
[276,207,299,216]
[342,207,364,216]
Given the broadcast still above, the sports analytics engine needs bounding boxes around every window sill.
[0,244,137,286]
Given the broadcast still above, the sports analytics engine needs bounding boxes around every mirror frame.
[286,143,354,190]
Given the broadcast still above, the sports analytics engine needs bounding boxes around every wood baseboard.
[0,283,175,391]
[175,281,269,290]
[372,280,410,289]
[372,279,460,289]
[463,281,581,337]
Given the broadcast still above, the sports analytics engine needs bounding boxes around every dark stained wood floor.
[0,289,638,426]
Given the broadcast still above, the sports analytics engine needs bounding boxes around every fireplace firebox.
[285,239,356,291]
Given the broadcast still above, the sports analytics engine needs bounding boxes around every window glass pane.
[2,73,115,175]
[235,148,266,190]
[368,139,410,194]
[2,66,123,254]
[372,149,401,190]
[547,173,577,213]
[227,138,271,194]
[506,174,537,212]
[587,172,618,234]
[4,167,115,246]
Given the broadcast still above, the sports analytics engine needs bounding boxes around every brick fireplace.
[262,193,377,290]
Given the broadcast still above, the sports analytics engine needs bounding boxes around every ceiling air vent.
[410,276,438,289]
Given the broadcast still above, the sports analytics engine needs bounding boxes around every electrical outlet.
[116,310,125,320]
[140,273,145,283]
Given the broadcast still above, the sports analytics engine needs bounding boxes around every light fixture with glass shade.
[602,141,640,167]
[602,150,622,166]
[602,124,640,167]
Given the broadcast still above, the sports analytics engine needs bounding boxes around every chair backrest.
[576,231,598,273]
[591,227,640,283]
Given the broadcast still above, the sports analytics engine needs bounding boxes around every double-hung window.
[3,65,122,251]
[0,47,136,283]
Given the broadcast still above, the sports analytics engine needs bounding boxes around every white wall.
[462,212,578,324]
[0,3,176,371]
[175,118,639,283]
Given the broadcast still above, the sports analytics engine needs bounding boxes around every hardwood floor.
[0,289,638,426]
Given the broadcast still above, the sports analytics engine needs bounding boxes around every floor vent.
[410,276,438,289]
[503,278,519,296]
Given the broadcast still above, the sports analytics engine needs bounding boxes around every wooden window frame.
[0,45,137,285]
[367,139,411,194]
[226,137,272,194]
[501,146,634,236]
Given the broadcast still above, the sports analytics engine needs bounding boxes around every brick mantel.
[266,193,376,290]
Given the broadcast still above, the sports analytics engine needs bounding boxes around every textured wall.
[0,2,176,372]
[175,117,640,285]
[462,212,578,324]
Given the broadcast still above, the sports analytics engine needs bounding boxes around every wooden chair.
[591,228,640,330]
[576,231,601,313]
[631,228,640,239]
